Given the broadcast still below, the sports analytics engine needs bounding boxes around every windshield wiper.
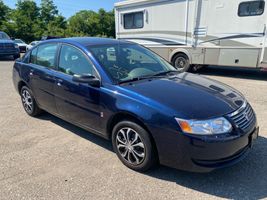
[118,70,179,84]
[152,70,179,77]
[118,75,156,84]
[118,77,140,84]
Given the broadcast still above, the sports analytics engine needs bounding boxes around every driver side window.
[59,45,96,76]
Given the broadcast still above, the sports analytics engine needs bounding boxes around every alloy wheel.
[116,127,145,165]
[22,89,33,114]
[175,56,187,71]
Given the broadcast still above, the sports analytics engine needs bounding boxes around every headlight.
[175,117,232,135]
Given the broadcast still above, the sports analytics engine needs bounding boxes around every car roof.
[41,37,134,47]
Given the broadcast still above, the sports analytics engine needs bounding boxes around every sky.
[3,0,122,18]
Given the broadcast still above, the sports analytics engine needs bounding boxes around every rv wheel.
[172,53,190,72]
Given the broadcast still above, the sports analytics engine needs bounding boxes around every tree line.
[0,0,115,43]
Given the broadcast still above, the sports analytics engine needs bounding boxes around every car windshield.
[14,39,24,44]
[89,44,177,83]
[0,32,10,40]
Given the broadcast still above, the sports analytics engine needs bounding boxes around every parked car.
[12,37,259,172]
[41,36,63,41]
[0,31,20,60]
[26,41,40,51]
[14,39,27,53]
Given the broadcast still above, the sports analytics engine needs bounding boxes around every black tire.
[172,53,191,72]
[20,86,42,117]
[13,54,20,60]
[112,120,158,172]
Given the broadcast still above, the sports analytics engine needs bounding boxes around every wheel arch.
[107,111,159,157]
[17,80,28,93]
[169,48,192,64]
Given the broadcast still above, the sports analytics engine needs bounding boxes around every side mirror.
[11,37,15,40]
[72,74,101,87]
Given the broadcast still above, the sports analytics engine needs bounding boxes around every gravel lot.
[0,58,267,200]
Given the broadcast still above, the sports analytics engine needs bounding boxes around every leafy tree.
[104,9,115,38]
[40,0,58,23]
[67,10,100,37]
[40,0,66,37]
[0,0,10,28]
[98,9,115,37]
[0,0,116,42]
[10,0,40,42]
[46,15,67,37]
[67,9,115,38]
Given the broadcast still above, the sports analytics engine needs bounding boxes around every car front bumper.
[150,122,259,173]
[0,48,20,56]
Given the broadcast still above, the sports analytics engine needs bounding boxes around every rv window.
[238,1,265,17]
[124,12,144,29]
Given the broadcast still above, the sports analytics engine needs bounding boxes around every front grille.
[228,102,256,131]
[0,43,15,49]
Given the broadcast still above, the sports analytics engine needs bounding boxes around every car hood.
[119,73,245,119]
[0,39,14,44]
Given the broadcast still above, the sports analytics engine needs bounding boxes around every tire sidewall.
[20,86,38,116]
[112,121,156,172]
[172,54,190,72]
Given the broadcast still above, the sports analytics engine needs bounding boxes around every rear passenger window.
[59,45,96,76]
[36,43,58,68]
[238,1,265,16]
[124,12,144,29]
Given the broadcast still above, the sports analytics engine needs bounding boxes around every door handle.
[29,69,34,76]
[56,79,63,87]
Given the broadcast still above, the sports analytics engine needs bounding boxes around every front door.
[54,44,102,132]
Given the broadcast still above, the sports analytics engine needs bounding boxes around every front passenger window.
[59,45,95,76]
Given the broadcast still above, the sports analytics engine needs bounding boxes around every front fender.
[100,85,178,137]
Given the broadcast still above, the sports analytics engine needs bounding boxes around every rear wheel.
[20,86,42,117]
[112,121,157,172]
[172,53,191,72]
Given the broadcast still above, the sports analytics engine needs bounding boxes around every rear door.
[54,44,102,132]
[29,43,59,113]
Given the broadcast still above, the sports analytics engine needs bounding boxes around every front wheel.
[20,86,42,117]
[112,121,157,172]
[172,53,191,72]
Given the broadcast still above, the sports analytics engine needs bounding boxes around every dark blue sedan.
[12,37,259,172]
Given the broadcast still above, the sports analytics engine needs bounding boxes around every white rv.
[115,0,267,72]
